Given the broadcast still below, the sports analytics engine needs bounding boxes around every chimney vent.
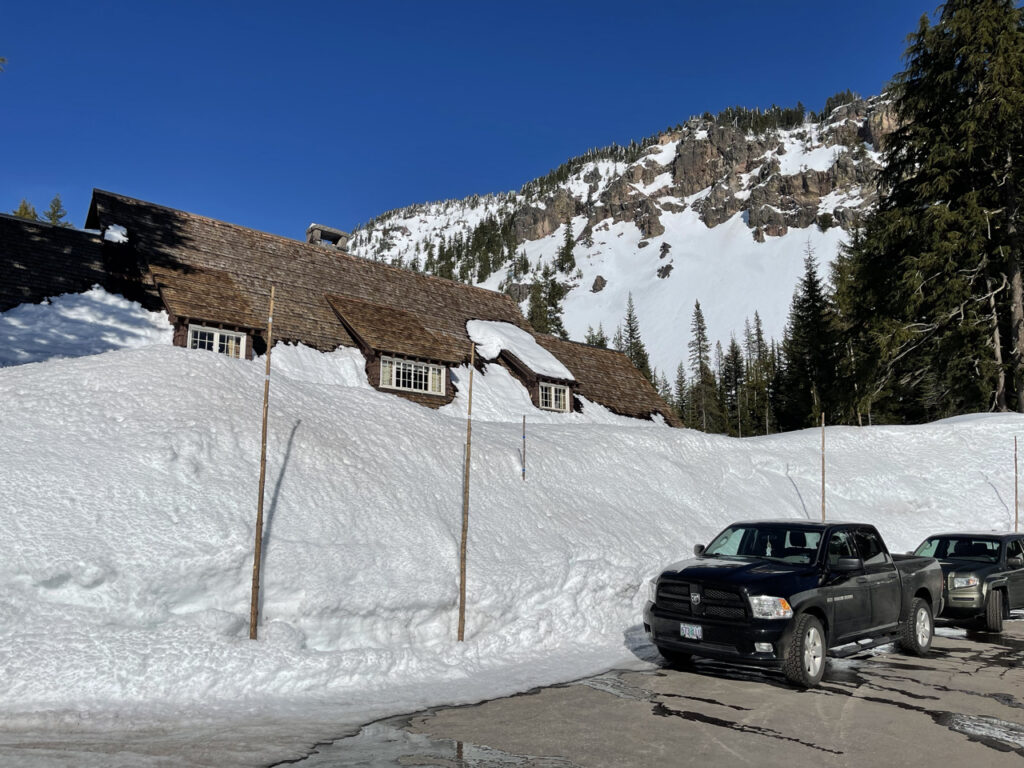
[306,223,350,251]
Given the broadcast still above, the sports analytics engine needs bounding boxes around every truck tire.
[898,597,933,656]
[984,589,1004,633]
[656,646,693,665]
[783,613,825,688]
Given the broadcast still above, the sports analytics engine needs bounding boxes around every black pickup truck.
[913,531,1024,631]
[644,520,944,687]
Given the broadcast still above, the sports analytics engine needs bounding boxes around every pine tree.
[674,362,689,425]
[722,336,746,436]
[836,0,1024,421]
[688,300,718,432]
[585,323,609,348]
[555,218,576,273]
[621,293,652,381]
[776,244,839,430]
[12,199,38,221]
[612,324,625,352]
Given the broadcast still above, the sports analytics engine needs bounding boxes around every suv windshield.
[704,524,822,565]
[915,537,1000,563]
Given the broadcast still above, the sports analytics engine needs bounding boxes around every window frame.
[187,323,247,359]
[539,382,570,412]
[379,355,446,396]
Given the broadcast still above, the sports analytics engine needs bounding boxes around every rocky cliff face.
[345,96,894,377]
[507,96,892,249]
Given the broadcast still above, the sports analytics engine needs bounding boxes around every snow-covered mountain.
[349,97,894,378]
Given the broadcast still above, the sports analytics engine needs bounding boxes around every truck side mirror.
[1008,556,1024,570]
[693,544,706,557]
[832,557,864,573]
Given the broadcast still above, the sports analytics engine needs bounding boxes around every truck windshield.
[704,525,822,564]
[914,537,1000,563]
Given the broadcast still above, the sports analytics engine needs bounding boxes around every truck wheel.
[783,613,825,688]
[898,597,933,656]
[984,590,1004,633]
[656,646,692,666]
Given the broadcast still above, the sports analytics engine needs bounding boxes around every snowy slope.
[1,294,1022,764]
[349,102,886,379]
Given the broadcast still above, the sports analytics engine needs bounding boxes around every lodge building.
[0,189,681,426]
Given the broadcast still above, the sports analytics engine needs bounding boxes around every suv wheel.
[985,589,1004,633]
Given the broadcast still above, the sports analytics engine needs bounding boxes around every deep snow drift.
[1,292,1022,764]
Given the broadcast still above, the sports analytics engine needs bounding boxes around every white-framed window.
[380,356,445,395]
[539,382,570,412]
[188,324,247,359]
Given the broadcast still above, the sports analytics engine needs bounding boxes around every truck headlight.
[749,595,793,619]
[952,576,980,589]
[647,579,658,604]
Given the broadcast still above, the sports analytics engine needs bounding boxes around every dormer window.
[380,356,444,395]
[188,324,247,359]
[539,382,570,412]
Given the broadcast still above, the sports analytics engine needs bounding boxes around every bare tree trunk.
[989,275,1009,411]
[1010,258,1024,412]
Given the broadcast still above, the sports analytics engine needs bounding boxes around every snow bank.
[1,303,1022,746]
[0,286,172,367]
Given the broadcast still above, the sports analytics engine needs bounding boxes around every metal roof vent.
[306,223,350,251]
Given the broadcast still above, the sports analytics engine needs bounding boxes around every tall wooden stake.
[521,415,527,481]
[457,343,476,642]
[820,413,826,523]
[250,285,275,640]
[1016,436,1019,533]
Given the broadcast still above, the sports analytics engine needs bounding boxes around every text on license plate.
[679,623,702,641]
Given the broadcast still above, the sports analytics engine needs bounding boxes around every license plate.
[679,623,702,641]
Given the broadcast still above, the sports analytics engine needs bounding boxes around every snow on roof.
[103,223,128,243]
[466,320,574,381]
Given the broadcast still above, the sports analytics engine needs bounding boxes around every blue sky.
[2,1,932,240]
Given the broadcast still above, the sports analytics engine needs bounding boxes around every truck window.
[1008,539,1024,567]
[855,529,891,566]
[827,530,857,565]
[706,527,745,555]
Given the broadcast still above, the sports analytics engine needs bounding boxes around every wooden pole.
[820,412,826,523]
[1016,436,1019,533]
[249,285,275,640]
[457,343,476,642]
[521,415,526,481]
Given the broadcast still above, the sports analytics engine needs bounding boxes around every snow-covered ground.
[2,291,1022,765]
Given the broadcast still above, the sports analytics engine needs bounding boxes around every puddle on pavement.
[270,719,580,767]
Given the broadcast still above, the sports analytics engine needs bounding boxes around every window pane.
[219,333,243,358]
[190,329,214,351]
[540,385,552,409]
[381,359,393,388]
[553,386,566,411]
[430,366,443,394]
[396,361,413,389]
[855,529,890,566]
[412,363,427,391]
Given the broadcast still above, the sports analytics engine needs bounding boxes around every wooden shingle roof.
[326,294,466,364]
[0,215,106,312]
[85,189,528,360]
[533,334,684,427]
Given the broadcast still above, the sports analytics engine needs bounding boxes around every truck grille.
[656,580,749,623]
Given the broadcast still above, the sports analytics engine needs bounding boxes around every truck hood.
[660,556,817,593]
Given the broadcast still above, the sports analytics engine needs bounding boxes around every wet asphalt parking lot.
[284,615,1024,767]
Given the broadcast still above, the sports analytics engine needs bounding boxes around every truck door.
[824,529,871,643]
[1006,538,1024,610]
[855,527,901,630]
